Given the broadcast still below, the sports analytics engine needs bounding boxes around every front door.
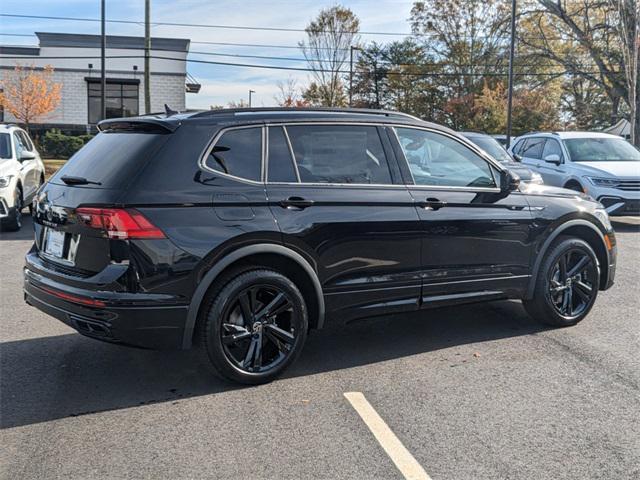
[265,123,423,321]
[390,126,533,306]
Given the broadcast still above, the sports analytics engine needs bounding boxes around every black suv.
[24,108,617,384]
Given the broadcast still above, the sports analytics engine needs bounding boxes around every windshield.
[564,138,640,162]
[466,136,512,163]
[0,133,11,159]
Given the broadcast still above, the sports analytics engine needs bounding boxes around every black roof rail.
[189,106,421,121]
[522,131,559,136]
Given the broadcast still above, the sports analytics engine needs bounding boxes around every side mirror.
[544,153,561,164]
[513,153,523,163]
[500,169,521,193]
[19,151,36,162]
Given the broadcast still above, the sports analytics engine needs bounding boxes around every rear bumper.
[24,254,189,350]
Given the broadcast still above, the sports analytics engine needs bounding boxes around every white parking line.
[344,392,432,480]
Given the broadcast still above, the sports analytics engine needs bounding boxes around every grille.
[616,180,640,191]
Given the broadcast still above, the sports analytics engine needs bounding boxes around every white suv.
[0,125,45,231]
[510,131,640,216]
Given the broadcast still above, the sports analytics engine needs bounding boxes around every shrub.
[42,129,93,158]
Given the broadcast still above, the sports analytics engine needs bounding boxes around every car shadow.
[1,300,545,429]
[0,214,34,241]
[612,219,640,233]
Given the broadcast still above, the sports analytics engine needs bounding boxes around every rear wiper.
[60,175,102,186]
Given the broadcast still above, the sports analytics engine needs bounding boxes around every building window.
[87,79,139,124]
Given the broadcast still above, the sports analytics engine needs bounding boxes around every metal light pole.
[144,0,151,114]
[248,89,255,107]
[349,46,360,107]
[100,0,106,121]
[505,0,517,149]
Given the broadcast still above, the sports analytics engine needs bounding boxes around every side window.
[395,127,496,188]
[285,125,393,184]
[512,139,525,155]
[267,126,298,183]
[17,131,33,151]
[542,139,563,161]
[13,132,25,159]
[205,127,262,182]
[521,137,546,159]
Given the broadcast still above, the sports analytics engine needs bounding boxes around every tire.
[524,237,599,327]
[2,189,23,232]
[199,269,308,385]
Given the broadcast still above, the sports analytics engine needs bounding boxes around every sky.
[0,0,416,109]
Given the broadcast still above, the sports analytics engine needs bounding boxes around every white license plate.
[44,229,66,258]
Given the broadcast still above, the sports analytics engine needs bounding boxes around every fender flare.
[181,243,325,349]
[526,219,607,299]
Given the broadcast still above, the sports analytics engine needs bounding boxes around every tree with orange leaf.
[0,64,62,133]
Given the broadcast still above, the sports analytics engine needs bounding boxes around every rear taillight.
[76,208,165,239]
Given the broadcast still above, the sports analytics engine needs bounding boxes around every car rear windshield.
[51,131,169,188]
[0,133,11,159]
[564,138,640,162]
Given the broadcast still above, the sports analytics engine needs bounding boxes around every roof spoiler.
[97,117,179,133]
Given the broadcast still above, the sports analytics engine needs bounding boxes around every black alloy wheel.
[546,248,597,320]
[201,269,308,384]
[524,237,599,327]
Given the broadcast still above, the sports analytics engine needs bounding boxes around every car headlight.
[0,175,13,188]
[529,172,544,185]
[588,177,619,188]
[593,208,612,230]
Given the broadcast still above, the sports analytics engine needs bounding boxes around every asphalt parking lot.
[1,217,639,480]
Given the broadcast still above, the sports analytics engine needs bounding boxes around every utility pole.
[100,0,106,121]
[144,0,151,114]
[349,46,360,107]
[248,89,255,107]
[505,0,517,149]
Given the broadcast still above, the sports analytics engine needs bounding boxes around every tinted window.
[206,128,262,182]
[268,127,297,182]
[0,133,11,159]
[286,125,392,184]
[395,128,496,188]
[521,138,546,159]
[542,139,563,160]
[52,132,168,188]
[564,138,640,162]
[512,139,525,155]
[88,81,139,124]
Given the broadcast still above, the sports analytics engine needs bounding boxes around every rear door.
[390,126,532,304]
[266,123,422,320]
[538,137,567,187]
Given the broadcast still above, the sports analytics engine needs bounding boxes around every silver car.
[510,132,640,216]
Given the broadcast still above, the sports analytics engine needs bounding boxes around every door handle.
[279,196,315,209]
[423,198,447,211]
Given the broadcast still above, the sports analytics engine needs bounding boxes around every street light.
[506,0,517,149]
[349,46,361,107]
[248,89,256,107]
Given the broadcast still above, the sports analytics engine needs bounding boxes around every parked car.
[461,132,543,184]
[0,124,45,231]
[491,134,514,147]
[24,108,616,384]
[510,131,640,215]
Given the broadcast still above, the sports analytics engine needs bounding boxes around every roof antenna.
[164,103,178,117]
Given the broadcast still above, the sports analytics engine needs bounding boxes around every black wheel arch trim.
[526,219,609,299]
[181,243,325,349]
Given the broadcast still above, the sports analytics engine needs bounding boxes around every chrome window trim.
[391,126,502,192]
[199,121,506,192]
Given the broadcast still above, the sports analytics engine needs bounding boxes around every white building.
[0,32,197,133]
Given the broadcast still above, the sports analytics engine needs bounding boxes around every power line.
[0,13,589,41]
[0,54,615,77]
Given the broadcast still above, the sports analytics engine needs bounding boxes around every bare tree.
[274,76,308,106]
[299,5,360,106]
